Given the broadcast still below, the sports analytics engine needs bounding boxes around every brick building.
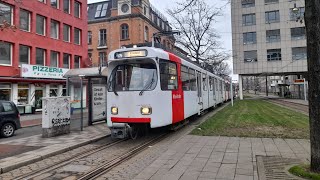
[0,0,88,113]
[87,0,175,67]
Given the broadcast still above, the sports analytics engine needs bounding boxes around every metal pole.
[230,78,233,107]
[152,34,155,47]
[80,77,83,131]
[239,75,243,100]
[266,75,268,96]
[304,78,307,101]
[66,77,70,96]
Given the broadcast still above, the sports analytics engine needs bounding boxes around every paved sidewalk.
[0,122,109,174]
[134,135,310,180]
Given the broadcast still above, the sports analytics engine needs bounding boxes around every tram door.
[197,72,203,112]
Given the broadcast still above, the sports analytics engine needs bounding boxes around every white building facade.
[231,0,307,99]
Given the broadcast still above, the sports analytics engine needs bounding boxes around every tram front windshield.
[108,62,157,92]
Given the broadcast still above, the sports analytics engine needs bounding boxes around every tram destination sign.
[21,64,69,79]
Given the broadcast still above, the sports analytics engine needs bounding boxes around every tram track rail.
[14,136,126,180]
[14,133,169,180]
[266,98,309,115]
[78,133,169,180]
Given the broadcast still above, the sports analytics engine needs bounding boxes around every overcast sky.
[87,0,236,80]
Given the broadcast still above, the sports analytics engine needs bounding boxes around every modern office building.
[231,0,307,99]
[87,0,175,67]
[0,0,88,113]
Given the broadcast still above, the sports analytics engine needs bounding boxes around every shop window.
[50,85,58,97]
[20,9,30,32]
[50,51,59,67]
[159,60,178,90]
[62,85,67,96]
[63,53,70,68]
[0,2,12,25]
[18,84,29,105]
[0,42,12,65]
[36,48,46,66]
[74,1,81,18]
[50,19,59,39]
[19,45,30,65]
[36,15,46,36]
[63,24,71,42]
[181,65,189,91]
[51,0,58,9]
[0,84,11,101]
[63,0,70,14]
[74,28,81,45]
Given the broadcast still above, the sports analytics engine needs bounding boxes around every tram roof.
[64,67,108,78]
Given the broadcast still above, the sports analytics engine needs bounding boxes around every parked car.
[0,101,21,138]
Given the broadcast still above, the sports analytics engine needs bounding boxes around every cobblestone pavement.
[0,122,109,174]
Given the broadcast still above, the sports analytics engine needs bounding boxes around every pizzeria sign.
[21,64,69,79]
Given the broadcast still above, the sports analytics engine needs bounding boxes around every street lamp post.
[79,74,85,131]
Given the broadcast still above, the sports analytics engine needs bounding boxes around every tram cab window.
[108,62,157,92]
[159,60,178,90]
[181,65,190,91]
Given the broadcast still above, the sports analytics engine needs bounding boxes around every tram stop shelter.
[64,67,108,130]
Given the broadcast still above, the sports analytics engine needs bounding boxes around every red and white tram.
[106,47,230,138]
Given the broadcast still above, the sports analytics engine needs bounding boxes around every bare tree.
[305,0,320,173]
[209,61,231,77]
[167,0,229,65]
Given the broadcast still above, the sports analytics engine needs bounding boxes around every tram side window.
[181,65,190,91]
[209,77,213,91]
[189,68,197,91]
[212,78,216,95]
[203,74,207,91]
[160,60,178,90]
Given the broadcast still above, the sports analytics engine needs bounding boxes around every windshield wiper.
[139,72,155,96]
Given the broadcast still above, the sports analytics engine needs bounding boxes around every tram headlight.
[111,107,118,115]
[141,107,152,115]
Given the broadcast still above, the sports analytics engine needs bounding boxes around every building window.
[95,3,108,18]
[36,48,46,65]
[0,84,11,101]
[266,29,280,43]
[242,13,256,26]
[36,15,46,35]
[99,52,106,66]
[74,55,81,68]
[291,27,306,40]
[63,0,70,14]
[0,42,12,65]
[144,26,149,42]
[243,32,256,44]
[242,0,255,7]
[50,85,58,97]
[159,60,178,90]
[265,10,280,23]
[265,0,278,4]
[143,5,147,15]
[74,1,81,18]
[38,0,46,3]
[120,23,129,40]
[63,24,71,42]
[50,51,59,67]
[63,53,70,68]
[19,45,30,65]
[74,28,81,45]
[292,47,307,60]
[51,0,58,8]
[267,49,281,61]
[19,9,30,31]
[18,84,29,105]
[290,7,305,21]
[50,20,59,39]
[0,2,12,25]
[88,31,92,45]
[98,29,107,47]
[244,50,257,62]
